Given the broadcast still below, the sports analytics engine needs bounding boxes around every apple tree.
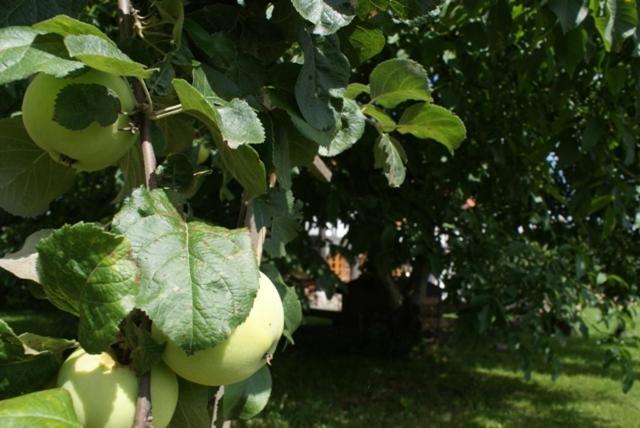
[0,0,465,426]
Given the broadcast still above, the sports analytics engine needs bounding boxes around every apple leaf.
[168,378,214,428]
[53,83,121,130]
[112,188,260,354]
[218,98,265,148]
[0,320,76,399]
[37,223,138,353]
[33,15,111,41]
[254,189,301,258]
[295,30,350,131]
[318,98,365,157]
[192,67,264,148]
[369,59,431,108]
[115,145,145,203]
[120,318,165,376]
[0,229,53,283]
[374,133,407,188]
[262,264,302,344]
[362,104,397,132]
[397,103,466,154]
[222,366,272,420]
[549,0,589,33]
[267,88,334,146]
[173,78,267,198]
[0,388,81,427]
[0,1,87,26]
[63,34,152,78]
[0,27,84,85]
[290,0,355,35]
[344,82,369,99]
[344,25,386,64]
[0,117,76,217]
[218,144,267,200]
[0,321,23,362]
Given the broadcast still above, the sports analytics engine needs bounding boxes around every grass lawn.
[242,312,640,428]
[1,309,637,427]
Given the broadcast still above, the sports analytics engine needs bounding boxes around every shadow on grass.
[243,325,624,428]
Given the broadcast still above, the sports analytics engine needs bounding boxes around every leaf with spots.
[112,188,260,354]
[37,223,138,353]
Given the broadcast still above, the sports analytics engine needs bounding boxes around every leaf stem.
[149,104,183,120]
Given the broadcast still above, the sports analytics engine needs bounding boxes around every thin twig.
[210,386,225,428]
[149,104,183,120]
[119,1,156,427]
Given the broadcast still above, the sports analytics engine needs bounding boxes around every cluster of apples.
[54,273,283,427]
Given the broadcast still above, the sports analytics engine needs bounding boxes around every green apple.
[157,272,285,386]
[57,348,178,428]
[21,69,137,172]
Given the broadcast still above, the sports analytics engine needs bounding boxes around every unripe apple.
[156,272,284,386]
[57,348,178,428]
[21,69,137,171]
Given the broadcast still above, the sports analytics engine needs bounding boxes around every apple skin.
[57,348,178,428]
[21,69,137,172]
[156,272,284,386]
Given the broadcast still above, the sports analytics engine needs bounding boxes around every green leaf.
[290,0,356,35]
[156,115,196,156]
[0,321,76,399]
[112,188,260,353]
[156,153,195,193]
[261,264,302,344]
[595,0,637,51]
[0,117,76,217]
[168,378,214,428]
[120,318,164,376]
[0,229,53,283]
[344,82,370,100]
[369,59,431,108]
[222,366,272,420]
[295,30,350,130]
[374,133,406,188]
[218,98,265,148]
[318,98,366,157]
[0,28,84,85]
[218,145,267,200]
[172,78,223,140]
[0,1,87,26]
[588,195,613,215]
[64,35,152,78]
[266,112,318,189]
[265,112,293,190]
[173,78,267,196]
[0,321,23,363]
[37,223,138,353]
[345,26,385,64]
[33,15,111,41]
[397,103,466,153]
[156,0,185,47]
[115,145,145,203]
[254,189,301,258]
[549,0,588,33]
[362,104,396,132]
[0,388,81,427]
[17,334,76,358]
[53,83,121,130]
[267,88,335,146]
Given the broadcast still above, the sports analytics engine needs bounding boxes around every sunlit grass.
[243,310,640,428]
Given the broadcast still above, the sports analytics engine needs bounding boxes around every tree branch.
[118,1,156,427]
